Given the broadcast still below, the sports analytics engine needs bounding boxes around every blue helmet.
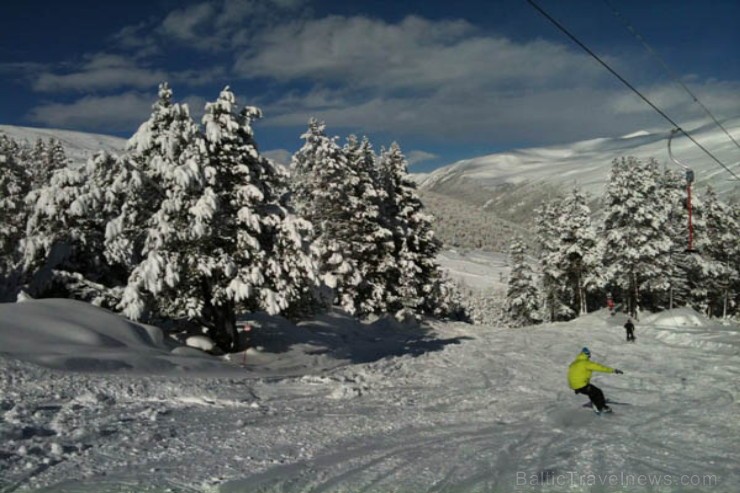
[581,347,591,357]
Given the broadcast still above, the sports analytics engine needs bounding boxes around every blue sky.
[1,0,739,171]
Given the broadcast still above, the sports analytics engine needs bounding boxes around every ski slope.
[1,298,738,492]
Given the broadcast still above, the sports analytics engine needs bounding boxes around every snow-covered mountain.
[0,124,126,165]
[419,118,740,205]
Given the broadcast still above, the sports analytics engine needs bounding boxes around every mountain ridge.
[419,117,740,202]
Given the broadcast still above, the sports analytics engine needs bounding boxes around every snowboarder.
[624,318,636,342]
[568,347,623,414]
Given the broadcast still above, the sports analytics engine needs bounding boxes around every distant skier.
[624,318,636,342]
[568,347,623,414]
[606,293,615,316]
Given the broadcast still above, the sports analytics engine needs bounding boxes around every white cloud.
[0,61,48,76]
[260,80,740,147]
[240,14,740,146]
[27,92,155,131]
[234,15,603,91]
[35,67,165,93]
[32,53,226,93]
[161,3,216,42]
[18,6,740,149]
[406,150,439,166]
[263,148,293,166]
[155,0,309,52]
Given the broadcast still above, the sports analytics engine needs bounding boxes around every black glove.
[614,369,624,375]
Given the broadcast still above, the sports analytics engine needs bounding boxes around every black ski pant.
[574,384,607,411]
[626,328,635,341]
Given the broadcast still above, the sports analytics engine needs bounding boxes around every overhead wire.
[602,0,740,157]
[525,0,740,181]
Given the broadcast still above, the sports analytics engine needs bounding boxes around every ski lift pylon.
[667,128,696,253]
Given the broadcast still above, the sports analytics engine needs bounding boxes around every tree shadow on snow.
[238,309,472,365]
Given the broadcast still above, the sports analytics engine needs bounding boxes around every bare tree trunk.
[577,271,586,315]
[200,280,238,353]
[631,271,639,319]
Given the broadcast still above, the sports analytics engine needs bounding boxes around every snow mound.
[0,299,238,373]
[642,308,740,354]
[186,335,217,352]
[642,307,712,328]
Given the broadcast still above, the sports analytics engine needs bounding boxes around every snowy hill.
[419,118,740,212]
[0,124,126,165]
[1,296,738,492]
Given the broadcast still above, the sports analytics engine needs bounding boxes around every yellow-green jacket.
[568,353,614,389]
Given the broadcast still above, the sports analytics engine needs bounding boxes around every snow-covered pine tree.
[534,198,571,321]
[505,237,540,327]
[341,135,395,315]
[290,120,364,315]
[22,151,136,305]
[464,285,507,326]
[0,134,31,295]
[702,186,740,317]
[120,86,318,351]
[106,82,196,273]
[601,157,673,317]
[29,138,68,189]
[378,142,467,320]
[556,188,603,316]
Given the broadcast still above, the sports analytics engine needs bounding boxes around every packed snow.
[2,296,738,492]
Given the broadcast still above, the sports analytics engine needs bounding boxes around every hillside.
[420,190,532,252]
[419,118,740,223]
[0,125,126,165]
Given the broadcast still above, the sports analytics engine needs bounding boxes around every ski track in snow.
[1,310,739,492]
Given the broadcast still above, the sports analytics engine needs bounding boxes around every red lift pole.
[686,169,694,252]
[669,129,695,252]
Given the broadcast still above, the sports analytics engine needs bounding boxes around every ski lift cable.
[668,128,689,170]
[525,0,740,182]
[602,0,740,157]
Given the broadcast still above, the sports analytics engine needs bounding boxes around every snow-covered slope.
[1,298,738,492]
[0,298,237,374]
[421,117,740,200]
[0,124,126,165]
[439,249,510,291]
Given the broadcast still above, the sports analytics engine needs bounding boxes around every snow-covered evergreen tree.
[290,120,366,315]
[0,134,31,294]
[601,157,673,317]
[534,198,570,321]
[342,135,395,315]
[120,86,318,351]
[22,151,135,305]
[29,138,68,189]
[556,188,603,316]
[464,286,507,326]
[702,187,740,317]
[378,142,467,320]
[505,237,540,327]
